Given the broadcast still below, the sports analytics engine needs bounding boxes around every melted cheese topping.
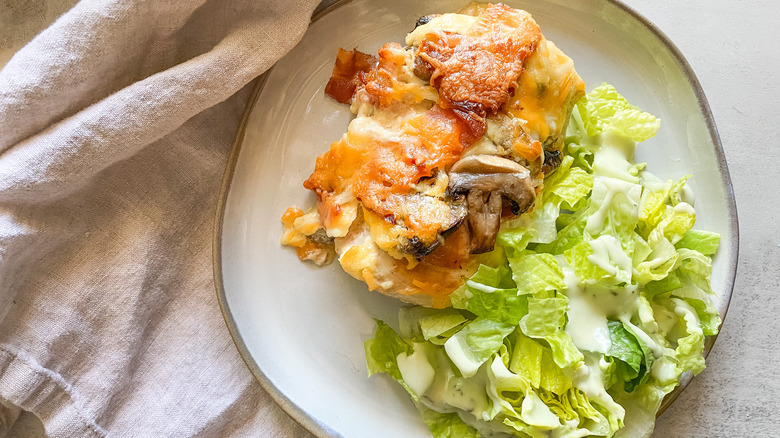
[420,5,542,118]
[508,39,586,148]
[337,214,476,308]
[306,105,467,244]
[285,4,586,307]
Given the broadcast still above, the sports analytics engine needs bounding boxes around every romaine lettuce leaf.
[669,298,707,375]
[576,83,661,142]
[564,241,612,284]
[675,248,716,295]
[520,297,584,368]
[669,175,691,206]
[501,155,593,245]
[565,140,593,172]
[643,271,682,296]
[365,320,416,399]
[497,226,534,258]
[585,176,642,257]
[399,306,469,344]
[534,209,588,256]
[675,229,721,256]
[508,251,566,298]
[638,181,672,234]
[613,384,665,438]
[444,317,516,378]
[449,265,528,326]
[544,155,595,211]
[672,290,721,337]
[419,408,480,438]
[608,321,656,393]
[508,329,573,395]
[607,321,644,377]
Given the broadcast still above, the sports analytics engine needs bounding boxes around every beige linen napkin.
[0,0,322,436]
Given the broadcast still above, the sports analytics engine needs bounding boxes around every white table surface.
[627,1,780,436]
[2,1,778,437]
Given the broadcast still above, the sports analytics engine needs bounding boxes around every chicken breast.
[282,3,585,307]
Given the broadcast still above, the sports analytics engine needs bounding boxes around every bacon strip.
[305,106,470,243]
[324,48,378,104]
[417,4,542,137]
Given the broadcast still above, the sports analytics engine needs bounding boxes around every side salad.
[365,84,721,438]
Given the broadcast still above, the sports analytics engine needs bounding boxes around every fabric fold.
[0,0,321,436]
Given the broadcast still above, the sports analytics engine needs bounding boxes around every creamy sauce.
[587,235,633,280]
[681,184,695,206]
[651,302,678,337]
[559,254,639,321]
[422,351,491,415]
[563,266,612,354]
[396,343,436,397]
[465,280,499,294]
[521,391,561,429]
[572,353,625,420]
[585,176,641,236]
[592,143,639,183]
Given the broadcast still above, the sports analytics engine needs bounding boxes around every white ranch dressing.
[681,183,695,206]
[572,354,625,420]
[592,143,639,183]
[465,280,499,294]
[521,391,562,429]
[562,266,612,354]
[651,301,678,336]
[396,344,436,398]
[421,357,491,415]
[651,356,678,384]
[587,235,633,279]
[585,176,641,235]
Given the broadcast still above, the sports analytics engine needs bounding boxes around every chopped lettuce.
[508,251,566,298]
[445,317,516,377]
[607,321,655,393]
[365,83,721,438]
[364,320,417,400]
[675,229,721,256]
[399,306,468,345]
[576,83,661,142]
[501,155,594,245]
[520,297,584,369]
[509,329,574,395]
[419,409,480,438]
[449,265,528,325]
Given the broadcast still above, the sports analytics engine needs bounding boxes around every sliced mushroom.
[450,154,528,174]
[414,14,440,29]
[448,155,536,253]
[399,201,468,258]
[541,148,562,174]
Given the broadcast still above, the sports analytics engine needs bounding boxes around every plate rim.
[213,0,740,436]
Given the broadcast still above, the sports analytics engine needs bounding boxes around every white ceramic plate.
[215,1,738,436]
